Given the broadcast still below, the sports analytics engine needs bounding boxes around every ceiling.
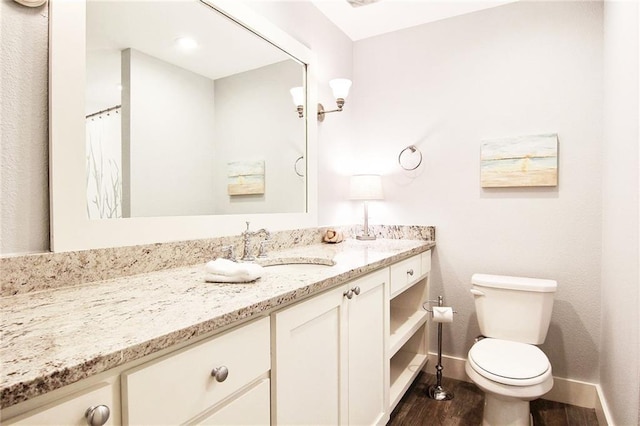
[310,0,519,41]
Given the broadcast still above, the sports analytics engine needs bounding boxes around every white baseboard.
[427,352,613,421]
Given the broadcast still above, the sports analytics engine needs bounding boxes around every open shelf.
[388,321,428,411]
[389,308,429,357]
[389,351,429,411]
[386,250,431,414]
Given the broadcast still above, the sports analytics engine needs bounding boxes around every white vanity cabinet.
[2,246,434,426]
[389,250,431,410]
[272,268,388,425]
[121,316,270,425]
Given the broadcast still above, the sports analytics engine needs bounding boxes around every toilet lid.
[469,338,549,380]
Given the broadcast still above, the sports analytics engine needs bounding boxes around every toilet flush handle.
[470,289,485,297]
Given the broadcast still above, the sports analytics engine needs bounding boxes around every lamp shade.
[329,78,352,99]
[290,86,304,106]
[350,174,383,200]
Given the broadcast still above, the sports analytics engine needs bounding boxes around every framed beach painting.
[480,133,558,188]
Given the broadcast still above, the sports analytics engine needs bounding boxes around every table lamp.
[350,174,384,240]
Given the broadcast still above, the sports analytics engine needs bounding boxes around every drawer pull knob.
[407,269,414,276]
[343,289,354,299]
[211,366,229,382]
[352,286,361,296]
[85,405,110,426]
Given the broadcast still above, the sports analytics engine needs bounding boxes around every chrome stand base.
[427,385,454,401]
[427,298,454,402]
[356,235,376,241]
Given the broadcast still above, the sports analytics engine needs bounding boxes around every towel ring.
[294,156,304,177]
[398,145,423,171]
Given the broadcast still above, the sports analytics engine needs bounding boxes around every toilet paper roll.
[432,306,454,323]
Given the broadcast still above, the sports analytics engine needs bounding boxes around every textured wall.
[352,1,604,382]
[601,1,640,424]
[0,0,50,255]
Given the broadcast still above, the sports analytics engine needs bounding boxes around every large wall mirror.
[50,0,318,252]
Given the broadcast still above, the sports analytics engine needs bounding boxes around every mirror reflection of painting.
[227,161,266,196]
[85,0,306,219]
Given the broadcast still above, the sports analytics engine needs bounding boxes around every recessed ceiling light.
[175,37,199,51]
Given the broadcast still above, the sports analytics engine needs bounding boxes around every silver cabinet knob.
[211,366,229,382]
[407,269,414,276]
[352,286,361,296]
[343,289,354,299]
[85,405,110,426]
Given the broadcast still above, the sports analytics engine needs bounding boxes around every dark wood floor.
[388,373,599,426]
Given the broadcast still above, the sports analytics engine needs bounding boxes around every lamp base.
[356,235,376,241]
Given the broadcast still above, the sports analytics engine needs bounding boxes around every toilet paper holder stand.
[423,295,457,401]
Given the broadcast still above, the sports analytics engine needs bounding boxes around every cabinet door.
[273,285,348,425]
[347,269,388,426]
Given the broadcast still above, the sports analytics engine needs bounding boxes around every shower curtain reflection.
[86,111,122,219]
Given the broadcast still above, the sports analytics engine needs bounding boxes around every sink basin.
[262,263,334,273]
[258,257,336,272]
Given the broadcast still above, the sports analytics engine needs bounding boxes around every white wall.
[213,60,305,215]
[0,0,49,255]
[352,1,604,382]
[601,1,640,424]
[123,48,217,217]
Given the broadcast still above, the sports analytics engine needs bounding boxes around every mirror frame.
[49,0,318,252]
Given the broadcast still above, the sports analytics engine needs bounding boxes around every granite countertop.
[0,238,434,409]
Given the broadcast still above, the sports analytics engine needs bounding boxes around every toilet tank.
[471,274,557,344]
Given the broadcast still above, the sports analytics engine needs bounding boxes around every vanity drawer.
[196,378,270,425]
[122,316,270,425]
[4,383,115,426]
[390,254,423,297]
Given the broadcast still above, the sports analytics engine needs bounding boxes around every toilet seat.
[468,338,551,387]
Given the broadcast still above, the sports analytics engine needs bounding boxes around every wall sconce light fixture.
[290,78,352,122]
[350,174,384,240]
[289,86,305,118]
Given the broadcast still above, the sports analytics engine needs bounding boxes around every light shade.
[290,86,304,106]
[329,78,352,99]
[350,174,383,200]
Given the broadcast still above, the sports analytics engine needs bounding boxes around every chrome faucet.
[241,222,270,261]
[221,245,236,262]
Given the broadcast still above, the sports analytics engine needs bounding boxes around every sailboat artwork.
[480,133,558,188]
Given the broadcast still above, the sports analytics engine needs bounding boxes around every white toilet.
[465,273,557,426]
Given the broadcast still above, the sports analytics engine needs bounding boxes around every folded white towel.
[204,258,263,283]
[204,273,261,283]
